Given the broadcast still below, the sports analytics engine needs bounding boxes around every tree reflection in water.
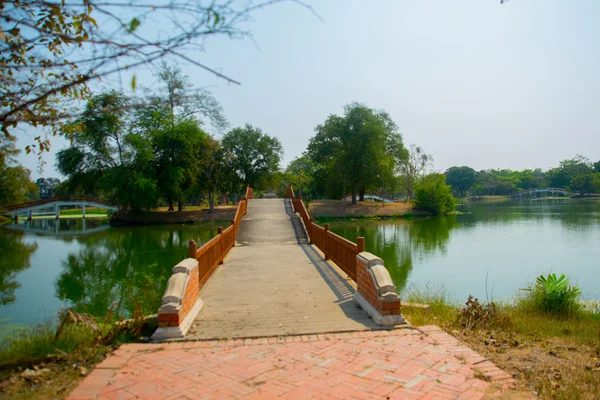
[55,224,222,319]
[0,230,38,306]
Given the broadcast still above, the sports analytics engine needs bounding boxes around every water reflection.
[0,230,38,306]
[54,224,224,319]
[328,217,457,293]
[328,199,600,300]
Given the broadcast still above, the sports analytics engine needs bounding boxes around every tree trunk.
[168,195,174,211]
[359,188,365,202]
[352,182,357,205]
[177,200,183,212]
[209,189,215,214]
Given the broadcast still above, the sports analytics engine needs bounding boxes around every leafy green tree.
[285,155,316,199]
[570,173,599,196]
[0,135,38,207]
[445,166,476,197]
[197,136,225,213]
[221,124,283,190]
[412,174,455,216]
[594,161,600,173]
[35,178,61,199]
[308,103,405,204]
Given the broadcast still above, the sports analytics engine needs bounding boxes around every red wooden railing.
[188,185,252,288]
[286,185,365,282]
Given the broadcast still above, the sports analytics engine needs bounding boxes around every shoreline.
[109,207,237,225]
[307,199,430,219]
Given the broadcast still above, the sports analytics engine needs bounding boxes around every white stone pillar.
[82,204,86,219]
[55,203,60,219]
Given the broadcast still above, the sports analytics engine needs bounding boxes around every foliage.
[0,135,38,207]
[445,166,476,197]
[412,173,455,216]
[521,273,582,316]
[307,102,406,204]
[1,0,296,152]
[284,155,316,199]
[221,124,283,190]
[444,155,600,197]
[35,177,61,199]
[397,144,431,201]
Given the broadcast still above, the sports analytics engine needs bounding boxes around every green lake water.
[1,198,599,337]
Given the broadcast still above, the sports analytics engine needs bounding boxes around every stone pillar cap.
[369,264,400,302]
[172,258,198,274]
[357,252,384,267]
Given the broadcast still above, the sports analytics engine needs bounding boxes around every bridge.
[344,193,398,203]
[152,185,404,341]
[511,187,571,198]
[67,185,516,399]
[2,197,119,221]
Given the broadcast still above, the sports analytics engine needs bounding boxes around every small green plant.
[521,273,582,316]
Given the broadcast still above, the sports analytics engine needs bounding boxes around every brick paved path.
[68,326,524,400]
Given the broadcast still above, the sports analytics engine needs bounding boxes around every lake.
[327,198,600,303]
[1,198,599,337]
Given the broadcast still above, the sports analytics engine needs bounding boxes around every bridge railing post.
[357,237,365,253]
[231,220,236,246]
[188,240,197,259]
[308,217,314,244]
[324,223,330,260]
[218,227,224,264]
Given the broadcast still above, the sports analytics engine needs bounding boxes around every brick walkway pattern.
[68,326,518,400]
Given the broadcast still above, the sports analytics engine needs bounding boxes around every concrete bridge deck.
[187,199,379,340]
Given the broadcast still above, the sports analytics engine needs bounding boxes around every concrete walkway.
[187,199,379,340]
[67,326,522,400]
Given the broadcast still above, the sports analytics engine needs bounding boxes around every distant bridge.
[344,193,398,203]
[511,188,571,198]
[3,197,119,220]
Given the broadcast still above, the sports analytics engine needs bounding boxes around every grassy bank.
[0,311,156,399]
[308,199,429,219]
[402,282,600,399]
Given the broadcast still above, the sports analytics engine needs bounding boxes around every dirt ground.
[308,199,428,218]
[448,329,600,399]
[110,205,237,225]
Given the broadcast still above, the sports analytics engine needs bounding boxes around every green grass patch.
[60,209,108,216]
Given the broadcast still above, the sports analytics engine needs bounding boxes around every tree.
[1,0,301,151]
[146,62,228,133]
[398,144,432,201]
[221,124,283,190]
[412,174,456,216]
[445,166,476,197]
[0,135,37,208]
[198,136,224,214]
[285,155,316,199]
[307,103,405,205]
[0,230,38,306]
[36,177,61,199]
[570,173,598,196]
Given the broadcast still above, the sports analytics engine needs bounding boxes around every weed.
[521,273,582,316]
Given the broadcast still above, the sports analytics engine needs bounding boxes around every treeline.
[445,156,600,197]
[54,63,283,212]
[281,103,455,216]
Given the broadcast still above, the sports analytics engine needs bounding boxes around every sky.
[16,0,600,179]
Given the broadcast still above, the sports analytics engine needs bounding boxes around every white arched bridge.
[511,188,571,198]
[3,197,119,220]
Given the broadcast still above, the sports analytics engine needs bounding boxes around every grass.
[0,311,156,398]
[401,284,600,399]
[60,208,108,216]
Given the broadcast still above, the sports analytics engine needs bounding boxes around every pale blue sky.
[17,0,600,179]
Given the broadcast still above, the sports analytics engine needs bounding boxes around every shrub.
[521,273,582,316]
[457,295,511,330]
[412,174,456,216]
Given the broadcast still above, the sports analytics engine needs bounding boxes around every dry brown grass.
[403,292,600,400]
[308,199,426,218]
